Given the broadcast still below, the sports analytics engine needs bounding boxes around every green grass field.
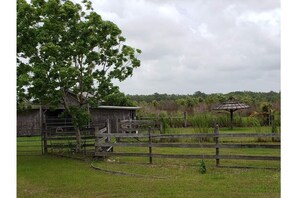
[17,127,280,197]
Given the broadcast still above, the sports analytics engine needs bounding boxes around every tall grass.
[190,114,213,142]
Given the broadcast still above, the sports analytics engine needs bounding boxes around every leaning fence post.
[214,123,220,167]
[148,127,152,164]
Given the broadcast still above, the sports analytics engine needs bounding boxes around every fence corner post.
[214,123,219,167]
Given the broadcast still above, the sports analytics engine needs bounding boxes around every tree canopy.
[17,0,141,151]
[17,0,141,109]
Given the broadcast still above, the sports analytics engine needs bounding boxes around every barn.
[17,92,140,136]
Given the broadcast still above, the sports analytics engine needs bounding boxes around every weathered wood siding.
[90,109,134,133]
[17,107,137,136]
[17,109,41,136]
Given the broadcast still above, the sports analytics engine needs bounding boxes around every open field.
[17,127,280,197]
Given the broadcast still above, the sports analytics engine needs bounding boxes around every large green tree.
[17,0,141,151]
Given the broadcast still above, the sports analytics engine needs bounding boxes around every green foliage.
[102,92,136,106]
[17,0,141,150]
[199,160,207,174]
[190,114,212,142]
[17,0,141,107]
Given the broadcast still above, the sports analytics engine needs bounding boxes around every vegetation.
[133,91,280,132]
[17,0,141,151]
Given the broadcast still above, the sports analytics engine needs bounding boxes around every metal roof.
[96,106,141,110]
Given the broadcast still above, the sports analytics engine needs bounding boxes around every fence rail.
[94,124,280,167]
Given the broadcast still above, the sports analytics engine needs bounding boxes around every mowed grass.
[17,127,280,197]
[17,155,280,198]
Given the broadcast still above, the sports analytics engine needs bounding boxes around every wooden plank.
[219,144,280,149]
[218,155,280,161]
[94,127,107,136]
[153,133,280,138]
[95,142,215,148]
[45,136,94,141]
[217,133,281,138]
[48,143,94,148]
[94,152,280,161]
[94,152,216,159]
[95,152,149,157]
[118,128,160,132]
[96,132,280,139]
[96,133,149,138]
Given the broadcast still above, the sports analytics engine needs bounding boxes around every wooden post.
[116,119,120,142]
[183,111,187,128]
[94,126,99,154]
[148,127,152,164]
[43,129,48,154]
[107,119,111,143]
[40,106,44,154]
[230,109,234,130]
[271,112,275,142]
[214,123,220,167]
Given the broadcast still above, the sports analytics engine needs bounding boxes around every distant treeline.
[125,91,280,128]
[128,91,280,104]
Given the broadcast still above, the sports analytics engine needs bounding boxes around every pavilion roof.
[213,100,250,110]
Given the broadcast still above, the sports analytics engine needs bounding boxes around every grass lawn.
[17,127,280,197]
[17,155,280,198]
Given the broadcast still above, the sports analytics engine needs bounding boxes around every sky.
[89,0,280,95]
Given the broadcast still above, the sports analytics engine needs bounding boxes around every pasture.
[17,127,280,197]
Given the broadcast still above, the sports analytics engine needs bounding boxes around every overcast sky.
[87,1,279,95]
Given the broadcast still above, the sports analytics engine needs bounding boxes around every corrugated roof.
[96,106,141,110]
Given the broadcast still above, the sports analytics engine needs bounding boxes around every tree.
[102,92,136,107]
[17,0,141,152]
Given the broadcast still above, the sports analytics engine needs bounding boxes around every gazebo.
[213,97,250,129]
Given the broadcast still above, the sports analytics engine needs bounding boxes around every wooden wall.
[17,109,41,136]
[90,108,134,132]
[17,108,136,136]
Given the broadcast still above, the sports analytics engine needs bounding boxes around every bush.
[199,160,207,174]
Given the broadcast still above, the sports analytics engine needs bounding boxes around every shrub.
[199,160,207,174]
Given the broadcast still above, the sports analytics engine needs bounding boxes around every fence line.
[37,119,280,168]
[94,125,280,167]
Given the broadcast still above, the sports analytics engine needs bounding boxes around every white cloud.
[93,0,280,94]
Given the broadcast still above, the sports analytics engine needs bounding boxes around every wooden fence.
[43,121,108,155]
[40,119,280,168]
[94,123,280,167]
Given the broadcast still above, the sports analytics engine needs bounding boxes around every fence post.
[116,119,120,142]
[43,129,48,154]
[106,119,113,152]
[94,126,100,155]
[107,119,111,143]
[214,123,219,167]
[148,127,152,164]
[183,111,187,128]
[40,106,44,154]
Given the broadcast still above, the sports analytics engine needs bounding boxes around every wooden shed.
[17,105,140,136]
